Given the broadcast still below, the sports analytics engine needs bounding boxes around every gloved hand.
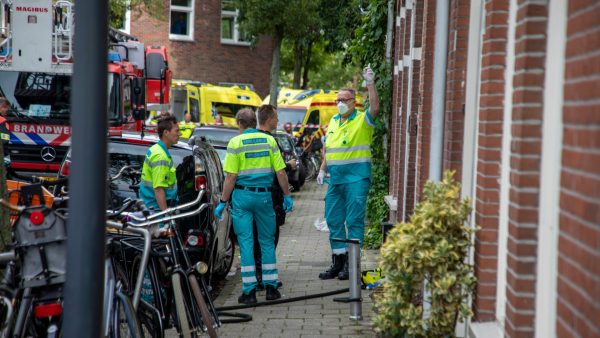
[363,66,375,85]
[214,201,226,220]
[283,195,293,213]
[317,170,326,185]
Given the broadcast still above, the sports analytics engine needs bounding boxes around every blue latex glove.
[283,195,293,213]
[214,202,226,220]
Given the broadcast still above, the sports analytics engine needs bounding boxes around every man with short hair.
[179,112,195,139]
[215,108,293,304]
[140,113,181,211]
[317,67,379,280]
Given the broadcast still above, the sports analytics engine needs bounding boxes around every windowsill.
[220,39,251,47]
[384,195,397,211]
[468,321,503,338]
[169,34,194,42]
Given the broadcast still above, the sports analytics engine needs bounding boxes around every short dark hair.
[257,104,277,126]
[236,108,257,129]
[339,88,356,97]
[157,113,178,138]
[0,97,9,107]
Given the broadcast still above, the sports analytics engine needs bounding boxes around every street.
[167,180,380,338]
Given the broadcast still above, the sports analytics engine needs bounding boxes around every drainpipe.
[429,0,449,182]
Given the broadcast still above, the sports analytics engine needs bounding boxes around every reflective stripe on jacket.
[140,141,178,209]
[223,128,286,187]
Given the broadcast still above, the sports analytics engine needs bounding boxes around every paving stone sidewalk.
[214,180,380,338]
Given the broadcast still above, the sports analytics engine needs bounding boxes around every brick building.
[386,0,599,337]
[122,0,273,96]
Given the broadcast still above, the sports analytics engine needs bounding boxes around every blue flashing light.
[108,52,121,62]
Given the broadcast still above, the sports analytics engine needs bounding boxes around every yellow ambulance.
[171,81,262,127]
[264,88,364,136]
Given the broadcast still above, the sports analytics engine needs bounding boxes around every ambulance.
[171,81,262,127]
[265,88,364,136]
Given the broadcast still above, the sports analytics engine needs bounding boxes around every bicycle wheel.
[138,300,163,338]
[111,291,142,338]
[188,275,217,338]
[171,273,192,338]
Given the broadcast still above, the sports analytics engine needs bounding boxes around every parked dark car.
[57,133,235,282]
[190,126,240,165]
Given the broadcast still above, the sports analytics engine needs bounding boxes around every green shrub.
[374,171,476,337]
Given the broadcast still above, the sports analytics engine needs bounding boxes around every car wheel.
[210,229,235,281]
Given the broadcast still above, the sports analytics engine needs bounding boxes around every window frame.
[220,8,250,46]
[169,0,195,42]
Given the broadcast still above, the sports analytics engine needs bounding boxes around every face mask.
[337,102,349,115]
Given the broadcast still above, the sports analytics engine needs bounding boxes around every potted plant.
[374,171,477,337]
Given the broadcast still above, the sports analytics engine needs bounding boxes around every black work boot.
[265,285,281,301]
[237,289,257,305]
[337,258,349,280]
[318,253,347,280]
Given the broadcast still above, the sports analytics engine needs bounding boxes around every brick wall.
[472,0,509,322]
[415,0,435,203]
[442,0,470,180]
[503,1,547,336]
[557,1,600,337]
[130,0,273,96]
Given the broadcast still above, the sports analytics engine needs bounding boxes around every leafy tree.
[108,0,165,29]
[233,0,321,103]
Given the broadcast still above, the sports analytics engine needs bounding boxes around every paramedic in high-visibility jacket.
[140,114,180,210]
[316,66,379,280]
[214,108,293,305]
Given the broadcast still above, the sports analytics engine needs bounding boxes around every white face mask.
[337,102,349,116]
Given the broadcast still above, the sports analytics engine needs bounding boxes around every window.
[170,0,194,41]
[221,1,249,45]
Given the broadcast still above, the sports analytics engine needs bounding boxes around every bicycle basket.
[14,207,67,287]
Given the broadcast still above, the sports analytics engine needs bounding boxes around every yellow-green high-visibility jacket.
[179,121,195,139]
[140,141,178,209]
[325,108,375,185]
[223,128,286,187]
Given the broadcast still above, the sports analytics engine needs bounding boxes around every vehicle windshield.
[274,134,294,153]
[277,107,306,131]
[107,141,191,207]
[192,128,239,144]
[0,71,120,121]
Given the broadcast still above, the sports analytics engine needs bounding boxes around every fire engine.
[0,0,171,176]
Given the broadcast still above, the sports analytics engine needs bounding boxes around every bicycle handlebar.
[108,165,141,182]
[0,250,16,263]
[120,189,205,223]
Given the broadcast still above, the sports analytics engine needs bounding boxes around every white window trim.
[169,2,195,42]
[118,9,131,34]
[220,9,250,46]
[534,0,566,336]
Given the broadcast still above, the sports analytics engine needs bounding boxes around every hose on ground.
[215,287,350,324]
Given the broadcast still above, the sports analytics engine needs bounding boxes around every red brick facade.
[387,0,599,337]
[129,0,273,96]
[557,1,600,337]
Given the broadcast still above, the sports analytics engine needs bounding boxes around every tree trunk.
[292,40,303,89]
[269,27,284,106]
[301,41,313,89]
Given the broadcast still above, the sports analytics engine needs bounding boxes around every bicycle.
[111,190,220,338]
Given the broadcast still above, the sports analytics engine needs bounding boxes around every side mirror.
[188,135,196,147]
[132,108,146,121]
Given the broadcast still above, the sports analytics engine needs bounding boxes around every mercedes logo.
[40,146,57,162]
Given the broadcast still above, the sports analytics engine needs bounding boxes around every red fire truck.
[0,0,171,176]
